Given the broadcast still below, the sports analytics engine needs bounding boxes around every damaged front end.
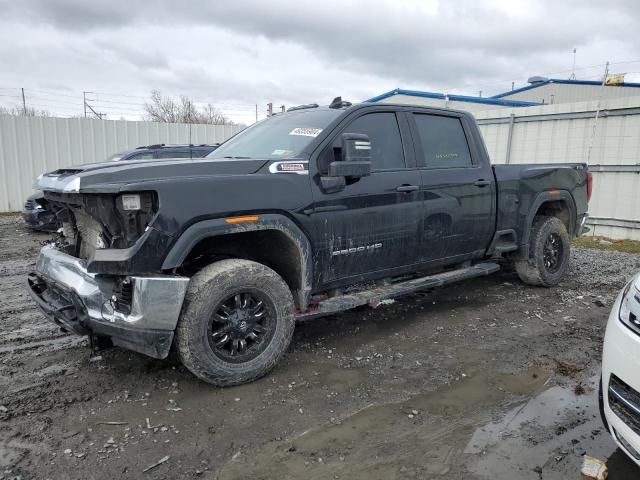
[26,178,190,359]
[46,190,156,261]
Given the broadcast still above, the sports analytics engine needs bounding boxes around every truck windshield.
[208,109,342,160]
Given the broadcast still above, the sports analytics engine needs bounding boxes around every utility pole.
[586,61,609,164]
[21,88,26,115]
[83,91,103,119]
[280,105,285,113]
[255,104,258,123]
[267,102,273,117]
[569,48,577,80]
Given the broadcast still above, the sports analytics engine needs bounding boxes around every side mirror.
[319,133,372,193]
[332,133,371,178]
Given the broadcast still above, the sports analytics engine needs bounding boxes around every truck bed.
[493,162,589,249]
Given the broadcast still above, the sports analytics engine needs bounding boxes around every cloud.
[1,0,638,122]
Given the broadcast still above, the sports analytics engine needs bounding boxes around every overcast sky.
[1,0,639,123]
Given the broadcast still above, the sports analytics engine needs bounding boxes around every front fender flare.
[161,214,312,308]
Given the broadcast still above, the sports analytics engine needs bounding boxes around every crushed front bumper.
[26,245,190,359]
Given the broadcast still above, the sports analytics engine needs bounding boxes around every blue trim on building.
[365,88,542,107]
[490,78,640,99]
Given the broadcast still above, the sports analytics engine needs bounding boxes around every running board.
[296,262,500,320]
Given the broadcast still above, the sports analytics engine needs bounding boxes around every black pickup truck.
[27,99,591,386]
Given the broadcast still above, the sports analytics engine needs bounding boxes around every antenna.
[569,48,577,80]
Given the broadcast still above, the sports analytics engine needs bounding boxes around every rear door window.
[412,114,473,169]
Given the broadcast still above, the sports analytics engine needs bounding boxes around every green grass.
[573,235,640,254]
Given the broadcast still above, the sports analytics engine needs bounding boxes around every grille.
[24,199,36,210]
[608,374,640,436]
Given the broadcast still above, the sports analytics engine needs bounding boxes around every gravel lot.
[1,214,640,479]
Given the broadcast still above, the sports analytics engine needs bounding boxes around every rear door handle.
[396,184,419,193]
[473,179,492,187]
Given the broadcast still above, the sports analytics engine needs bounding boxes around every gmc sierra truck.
[26,99,591,386]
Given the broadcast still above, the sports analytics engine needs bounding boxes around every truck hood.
[35,158,270,193]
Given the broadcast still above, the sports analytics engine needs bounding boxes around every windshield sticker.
[289,127,322,137]
[271,149,294,156]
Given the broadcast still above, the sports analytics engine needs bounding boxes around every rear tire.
[516,216,570,287]
[176,259,295,386]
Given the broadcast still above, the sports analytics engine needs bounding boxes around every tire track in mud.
[0,216,91,422]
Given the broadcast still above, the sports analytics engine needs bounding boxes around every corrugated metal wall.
[0,115,243,211]
[2,103,639,240]
[475,96,640,240]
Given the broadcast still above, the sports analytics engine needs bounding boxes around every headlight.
[619,275,640,332]
[63,177,81,193]
[32,174,43,189]
[619,282,633,322]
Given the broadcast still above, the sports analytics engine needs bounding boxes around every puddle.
[218,367,552,479]
[463,374,640,479]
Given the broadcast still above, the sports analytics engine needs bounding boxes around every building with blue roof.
[367,76,640,111]
[491,77,640,105]
[366,88,542,111]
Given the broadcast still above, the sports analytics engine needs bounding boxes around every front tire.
[516,216,570,287]
[176,259,295,386]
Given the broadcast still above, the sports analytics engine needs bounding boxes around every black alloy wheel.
[207,291,276,363]
[543,232,564,273]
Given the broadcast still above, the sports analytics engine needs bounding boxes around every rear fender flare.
[520,190,576,257]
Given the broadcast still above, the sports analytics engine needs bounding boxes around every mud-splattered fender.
[161,214,312,308]
[518,189,577,259]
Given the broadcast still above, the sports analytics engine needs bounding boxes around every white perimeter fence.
[0,115,243,211]
[476,95,640,240]
[1,101,640,240]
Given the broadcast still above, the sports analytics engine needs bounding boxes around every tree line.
[0,91,235,125]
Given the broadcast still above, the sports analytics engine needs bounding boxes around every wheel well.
[534,200,572,234]
[180,230,305,308]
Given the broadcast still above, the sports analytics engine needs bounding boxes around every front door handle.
[396,184,419,193]
[473,179,491,187]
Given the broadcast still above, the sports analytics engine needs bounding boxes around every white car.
[601,272,640,466]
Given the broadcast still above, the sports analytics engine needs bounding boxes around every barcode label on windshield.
[289,127,322,137]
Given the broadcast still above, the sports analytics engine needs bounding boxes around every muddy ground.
[1,214,640,480]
